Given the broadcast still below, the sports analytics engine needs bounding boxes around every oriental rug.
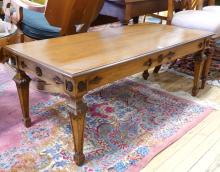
[167,41,220,87]
[0,64,212,172]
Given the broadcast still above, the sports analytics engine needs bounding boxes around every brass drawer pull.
[158,54,163,62]
[66,81,73,92]
[165,51,175,59]
[89,76,102,84]
[21,61,27,68]
[53,76,64,85]
[143,58,152,67]
[158,51,175,62]
[35,67,43,77]
[198,42,203,48]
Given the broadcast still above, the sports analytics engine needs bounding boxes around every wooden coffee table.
[1,23,213,166]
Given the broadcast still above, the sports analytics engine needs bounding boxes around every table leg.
[67,98,87,166]
[192,52,205,96]
[201,47,214,89]
[13,70,31,127]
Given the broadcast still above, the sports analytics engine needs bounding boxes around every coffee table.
[2,23,213,165]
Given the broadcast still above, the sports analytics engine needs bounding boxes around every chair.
[2,0,104,91]
[202,0,220,12]
[2,0,104,40]
[143,0,220,95]
[99,0,182,24]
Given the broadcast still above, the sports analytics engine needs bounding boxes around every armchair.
[2,0,104,91]
[2,0,104,40]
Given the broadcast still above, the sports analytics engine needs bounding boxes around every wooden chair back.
[45,0,104,35]
[2,0,104,36]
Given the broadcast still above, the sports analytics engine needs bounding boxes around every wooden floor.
[141,71,220,172]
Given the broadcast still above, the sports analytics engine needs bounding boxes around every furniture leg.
[120,19,130,25]
[168,59,178,69]
[67,98,87,166]
[153,65,162,73]
[143,70,149,80]
[201,45,214,89]
[192,52,205,96]
[13,70,31,127]
[133,16,139,24]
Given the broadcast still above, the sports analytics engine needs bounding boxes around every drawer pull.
[66,81,73,92]
[21,61,27,68]
[158,51,175,62]
[78,81,87,92]
[164,51,175,59]
[53,76,64,85]
[89,76,102,85]
[144,58,152,67]
[35,67,43,77]
[198,42,203,48]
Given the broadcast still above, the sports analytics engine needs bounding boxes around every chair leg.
[133,16,139,24]
[120,19,130,25]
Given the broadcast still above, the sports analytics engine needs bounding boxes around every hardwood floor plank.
[171,124,220,172]
[190,139,220,172]
[142,71,220,172]
[142,111,220,172]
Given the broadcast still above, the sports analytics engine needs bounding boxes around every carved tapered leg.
[13,70,31,127]
[192,52,205,96]
[201,46,214,89]
[67,98,87,166]
[153,65,162,74]
[143,70,149,80]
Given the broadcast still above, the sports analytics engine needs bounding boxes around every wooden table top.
[5,23,213,77]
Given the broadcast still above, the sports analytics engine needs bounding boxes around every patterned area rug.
[0,64,213,172]
[168,42,220,87]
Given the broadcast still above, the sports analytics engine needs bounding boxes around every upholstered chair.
[144,0,220,92]
[202,0,220,12]
[2,0,104,40]
[2,0,104,91]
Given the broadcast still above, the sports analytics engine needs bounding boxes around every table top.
[5,23,213,77]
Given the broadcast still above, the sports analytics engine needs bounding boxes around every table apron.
[3,38,208,97]
[75,39,207,94]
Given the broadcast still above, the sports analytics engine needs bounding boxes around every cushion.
[203,5,220,13]
[171,10,220,34]
[21,9,60,40]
